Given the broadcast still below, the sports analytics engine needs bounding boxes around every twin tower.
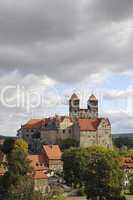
[69,93,98,119]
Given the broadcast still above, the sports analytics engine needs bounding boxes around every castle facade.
[17,93,112,151]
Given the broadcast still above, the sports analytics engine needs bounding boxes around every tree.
[84,146,124,200]
[7,176,34,200]
[14,139,28,154]
[0,139,33,200]
[129,174,133,194]
[59,138,79,150]
[32,191,45,200]
[62,146,124,200]
[62,147,87,187]
[47,186,66,200]
[2,138,15,154]
[113,137,133,149]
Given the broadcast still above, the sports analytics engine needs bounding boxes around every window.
[69,129,71,134]
[63,129,65,133]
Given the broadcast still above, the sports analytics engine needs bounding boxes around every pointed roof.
[89,94,97,101]
[70,93,79,100]
[42,145,62,160]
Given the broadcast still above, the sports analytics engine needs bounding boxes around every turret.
[69,93,80,118]
[87,94,98,118]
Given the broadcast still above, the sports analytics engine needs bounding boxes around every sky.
[0,0,133,136]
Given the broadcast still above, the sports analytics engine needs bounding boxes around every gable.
[98,118,111,129]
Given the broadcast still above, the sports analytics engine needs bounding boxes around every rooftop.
[43,145,62,160]
[28,154,48,171]
[23,119,45,129]
[78,118,101,131]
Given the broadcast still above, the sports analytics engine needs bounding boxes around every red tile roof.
[43,145,62,160]
[28,154,47,171]
[28,154,48,180]
[22,116,73,129]
[23,119,45,129]
[78,118,101,131]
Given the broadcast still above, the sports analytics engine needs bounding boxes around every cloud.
[103,110,133,133]
[0,0,133,83]
[0,71,60,135]
[0,0,80,45]
[0,0,133,135]
[88,0,133,22]
[103,86,133,100]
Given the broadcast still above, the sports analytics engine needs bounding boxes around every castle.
[17,93,112,151]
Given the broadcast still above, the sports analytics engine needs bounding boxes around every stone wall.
[80,131,97,147]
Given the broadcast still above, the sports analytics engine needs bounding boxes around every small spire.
[70,93,79,100]
[89,94,97,101]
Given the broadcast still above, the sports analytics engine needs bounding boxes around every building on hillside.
[28,144,63,193]
[69,93,98,119]
[0,144,62,193]
[78,118,112,148]
[28,154,48,193]
[41,145,63,172]
[17,119,45,152]
[17,93,112,150]
[17,116,79,152]
[40,116,79,145]
[122,157,133,173]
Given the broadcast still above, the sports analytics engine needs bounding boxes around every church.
[69,93,112,148]
[17,93,112,151]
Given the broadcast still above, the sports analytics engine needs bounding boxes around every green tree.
[84,146,124,200]
[7,176,34,200]
[62,146,124,200]
[2,138,15,154]
[59,138,79,150]
[113,137,133,149]
[62,147,87,187]
[32,191,45,200]
[1,139,33,200]
[48,186,66,200]
[14,139,28,154]
[129,174,133,194]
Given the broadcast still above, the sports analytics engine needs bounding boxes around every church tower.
[87,94,98,118]
[69,93,80,119]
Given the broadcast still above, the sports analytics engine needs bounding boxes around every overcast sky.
[0,0,133,136]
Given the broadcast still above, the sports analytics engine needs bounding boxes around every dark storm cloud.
[0,0,133,82]
[89,0,133,22]
[0,0,80,44]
